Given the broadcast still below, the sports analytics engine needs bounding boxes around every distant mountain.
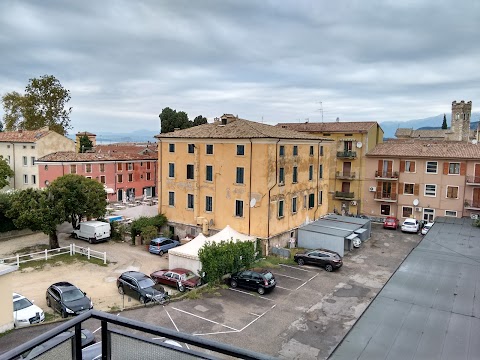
[69,129,159,144]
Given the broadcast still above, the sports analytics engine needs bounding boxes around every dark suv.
[117,271,169,304]
[46,282,93,318]
[294,249,343,271]
[230,269,276,295]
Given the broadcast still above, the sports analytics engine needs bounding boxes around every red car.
[150,268,202,292]
[383,217,399,230]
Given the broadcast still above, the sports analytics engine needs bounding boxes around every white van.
[73,221,111,244]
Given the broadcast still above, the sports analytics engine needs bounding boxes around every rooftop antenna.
[318,101,324,122]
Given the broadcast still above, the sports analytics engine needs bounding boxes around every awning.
[105,188,115,194]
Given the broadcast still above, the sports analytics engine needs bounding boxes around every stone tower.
[450,100,472,142]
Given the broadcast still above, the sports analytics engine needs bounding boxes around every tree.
[48,174,107,230]
[2,75,72,135]
[159,107,209,133]
[0,155,14,189]
[442,113,448,129]
[193,115,208,126]
[0,120,3,132]
[7,188,65,249]
[79,135,93,153]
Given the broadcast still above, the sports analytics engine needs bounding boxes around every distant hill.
[69,129,159,144]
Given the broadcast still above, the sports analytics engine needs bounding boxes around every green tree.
[7,188,65,249]
[0,155,14,189]
[159,107,208,133]
[2,75,72,135]
[49,174,107,230]
[193,115,208,126]
[0,120,3,132]
[442,113,448,129]
[79,135,93,153]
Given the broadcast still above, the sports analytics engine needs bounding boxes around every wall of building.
[0,142,39,190]
[0,272,14,333]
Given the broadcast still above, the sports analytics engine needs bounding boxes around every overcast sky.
[1,0,479,134]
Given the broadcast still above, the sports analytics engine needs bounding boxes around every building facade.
[156,115,333,250]
[0,127,75,191]
[277,121,384,215]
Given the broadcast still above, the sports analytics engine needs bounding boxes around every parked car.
[401,218,420,233]
[150,268,202,292]
[13,293,45,328]
[117,271,169,304]
[20,329,95,359]
[148,237,180,256]
[421,222,434,235]
[46,282,93,318]
[383,216,399,230]
[230,269,276,295]
[294,249,343,272]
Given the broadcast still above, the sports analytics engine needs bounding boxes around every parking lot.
[0,224,422,359]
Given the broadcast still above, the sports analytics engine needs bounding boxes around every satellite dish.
[413,199,419,206]
[250,198,257,208]
[356,142,363,148]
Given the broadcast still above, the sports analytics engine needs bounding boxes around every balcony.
[466,175,480,185]
[1,310,272,360]
[337,151,357,159]
[335,171,356,180]
[335,191,355,199]
[375,170,399,180]
[374,192,398,202]
[464,200,480,210]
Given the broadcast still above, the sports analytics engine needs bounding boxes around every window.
[7,155,10,164]
[237,145,245,156]
[187,194,194,209]
[423,208,435,222]
[206,196,213,212]
[168,163,175,178]
[206,144,214,155]
[448,162,460,175]
[117,174,123,183]
[303,195,307,209]
[100,163,105,172]
[128,173,133,182]
[236,167,244,184]
[278,199,284,218]
[292,166,298,183]
[235,200,244,217]
[404,183,414,195]
[31,146,35,149]
[206,165,213,181]
[309,146,314,156]
[187,164,194,180]
[318,190,323,205]
[70,165,76,174]
[188,144,195,153]
[319,164,323,179]
[117,163,123,171]
[85,164,92,173]
[168,192,175,206]
[446,186,459,199]
[23,145,26,149]
[402,206,413,218]
[146,162,151,170]
[292,197,297,214]
[279,167,285,184]
[308,193,315,209]
[381,204,391,216]
[293,146,298,156]
[146,173,151,180]
[44,165,48,171]
[127,163,133,171]
[100,175,106,184]
[31,157,35,166]
[425,184,436,197]
[31,175,36,184]
[23,174,28,184]
[279,145,285,157]
[426,161,437,174]
[405,161,415,172]
[309,165,313,181]
[169,144,175,153]
[86,176,92,179]
[320,146,323,156]
[23,156,27,166]
[445,210,457,217]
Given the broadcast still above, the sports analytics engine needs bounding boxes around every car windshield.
[62,289,85,302]
[262,272,273,280]
[404,220,415,225]
[13,298,33,311]
[180,271,196,281]
[138,277,156,289]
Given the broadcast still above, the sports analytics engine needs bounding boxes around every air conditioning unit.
[350,201,357,206]
[414,207,422,212]
[369,186,376,192]
[471,214,479,220]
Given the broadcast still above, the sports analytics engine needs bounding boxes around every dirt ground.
[0,224,170,314]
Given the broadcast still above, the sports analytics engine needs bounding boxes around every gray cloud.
[1,0,480,134]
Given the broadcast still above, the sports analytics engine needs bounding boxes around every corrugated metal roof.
[330,217,480,360]
[300,222,353,237]
[324,214,371,226]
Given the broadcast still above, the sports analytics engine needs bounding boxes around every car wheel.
[73,233,78,239]
[46,297,51,307]
[230,279,238,288]
[61,309,68,318]
[178,284,186,292]
[297,258,305,266]
[118,286,124,295]
[139,296,146,304]
[257,287,265,295]
[159,250,164,256]
[325,264,333,272]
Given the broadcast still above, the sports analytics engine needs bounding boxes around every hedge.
[130,214,167,238]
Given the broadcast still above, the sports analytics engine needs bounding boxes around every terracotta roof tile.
[37,150,157,162]
[276,121,378,133]
[395,128,447,139]
[0,129,50,143]
[156,118,330,140]
[76,131,96,136]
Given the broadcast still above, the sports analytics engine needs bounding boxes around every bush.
[110,222,129,242]
[130,214,167,238]
[198,240,256,283]
[141,225,158,243]
[0,192,18,232]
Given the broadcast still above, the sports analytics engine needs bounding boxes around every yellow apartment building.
[276,121,384,215]
[156,114,333,251]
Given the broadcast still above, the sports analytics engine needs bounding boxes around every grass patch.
[254,255,296,268]
[0,329,13,338]
[13,244,49,256]
[108,305,121,312]
[44,312,57,322]
[19,253,108,270]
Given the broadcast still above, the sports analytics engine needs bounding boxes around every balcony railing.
[374,192,398,201]
[464,200,480,209]
[337,151,357,159]
[335,171,356,180]
[466,175,480,185]
[375,171,399,179]
[0,310,274,360]
[335,191,355,199]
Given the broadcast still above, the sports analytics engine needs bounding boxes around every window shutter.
[411,161,416,172]
[447,186,452,198]
[398,183,404,195]
[378,160,383,173]
[392,182,397,194]
[400,161,405,173]
[443,162,449,175]
[387,161,393,173]
[414,184,419,195]
[460,162,466,176]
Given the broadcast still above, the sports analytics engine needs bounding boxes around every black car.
[230,269,276,295]
[46,282,93,318]
[294,249,343,271]
[117,271,169,304]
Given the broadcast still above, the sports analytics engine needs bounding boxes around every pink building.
[36,143,157,202]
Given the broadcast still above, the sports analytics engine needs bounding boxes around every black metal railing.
[337,151,357,158]
[374,192,398,201]
[334,191,355,199]
[374,171,399,179]
[466,175,480,184]
[464,200,480,209]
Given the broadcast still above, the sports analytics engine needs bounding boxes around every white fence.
[0,244,107,266]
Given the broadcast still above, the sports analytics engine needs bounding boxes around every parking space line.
[228,288,275,301]
[275,285,293,291]
[274,273,304,281]
[295,273,319,290]
[164,309,190,350]
[280,264,312,272]
[172,307,239,331]
[249,312,261,316]
[93,313,121,334]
